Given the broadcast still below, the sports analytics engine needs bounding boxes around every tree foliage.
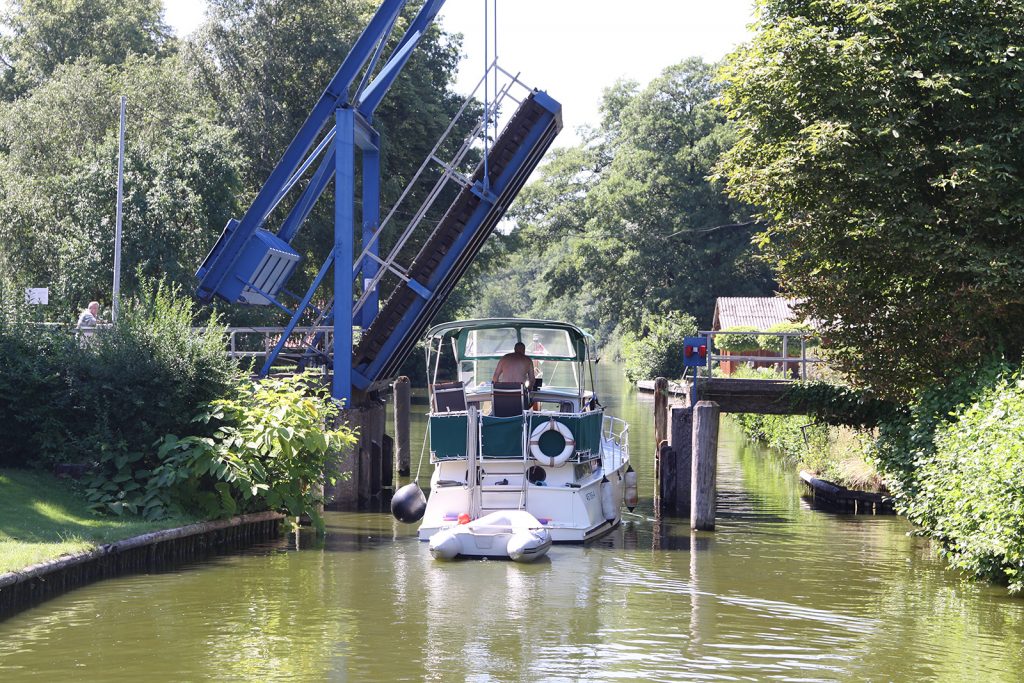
[0,0,172,99]
[717,0,1024,397]
[461,58,775,343]
[621,311,697,382]
[0,54,242,316]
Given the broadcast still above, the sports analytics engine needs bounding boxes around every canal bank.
[0,361,1021,681]
[0,511,283,618]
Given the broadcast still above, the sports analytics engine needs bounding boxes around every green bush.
[67,279,240,467]
[760,322,818,356]
[151,375,357,531]
[0,278,78,466]
[714,326,761,354]
[0,276,240,470]
[874,360,1024,592]
[872,359,1008,500]
[621,311,697,382]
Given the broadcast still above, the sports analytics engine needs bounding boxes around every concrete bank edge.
[0,510,285,590]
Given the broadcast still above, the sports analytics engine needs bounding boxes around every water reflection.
[1,363,1023,681]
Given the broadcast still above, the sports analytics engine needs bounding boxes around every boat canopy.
[425,319,594,362]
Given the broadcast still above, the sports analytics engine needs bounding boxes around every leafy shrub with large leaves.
[151,375,357,531]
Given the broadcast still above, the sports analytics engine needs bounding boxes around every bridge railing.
[33,323,339,368]
[205,326,337,364]
[698,330,825,381]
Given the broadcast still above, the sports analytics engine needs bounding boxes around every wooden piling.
[660,406,693,515]
[327,399,387,509]
[394,376,411,476]
[382,434,394,489]
[654,377,668,506]
[654,377,668,451]
[656,442,674,513]
[691,400,720,531]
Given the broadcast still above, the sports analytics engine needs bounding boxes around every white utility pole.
[113,95,126,323]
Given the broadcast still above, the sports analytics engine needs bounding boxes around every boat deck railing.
[602,414,629,471]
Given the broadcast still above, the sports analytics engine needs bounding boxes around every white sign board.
[25,287,49,305]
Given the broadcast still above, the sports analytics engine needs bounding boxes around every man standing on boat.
[492,342,536,388]
[527,333,547,380]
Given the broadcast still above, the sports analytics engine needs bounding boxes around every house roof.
[712,297,804,331]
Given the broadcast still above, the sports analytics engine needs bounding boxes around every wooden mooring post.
[657,398,720,530]
[659,405,693,515]
[653,377,668,507]
[654,377,668,449]
[394,376,411,476]
[691,401,720,531]
[326,397,387,510]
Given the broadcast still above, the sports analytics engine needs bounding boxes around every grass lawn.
[0,468,200,574]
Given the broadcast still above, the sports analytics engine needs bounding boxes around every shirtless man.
[492,342,536,387]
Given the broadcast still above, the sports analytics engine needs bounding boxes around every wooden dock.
[641,378,802,415]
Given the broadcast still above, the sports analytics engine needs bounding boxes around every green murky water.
[1,364,1023,681]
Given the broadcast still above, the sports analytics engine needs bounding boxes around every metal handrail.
[352,60,533,316]
[698,329,824,381]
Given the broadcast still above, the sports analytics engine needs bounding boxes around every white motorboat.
[428,509,552,562]
[413,319,634,547]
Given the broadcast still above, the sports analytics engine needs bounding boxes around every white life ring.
[529,419,575,467]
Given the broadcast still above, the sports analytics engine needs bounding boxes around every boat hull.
[418,450,629,544]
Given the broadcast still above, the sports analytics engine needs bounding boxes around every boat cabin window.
[461,327,576,361]
[463,328,519,358]
[521,328,574,358]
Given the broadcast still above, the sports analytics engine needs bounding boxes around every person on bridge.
[77,301,100,329]
[492,342,536,388]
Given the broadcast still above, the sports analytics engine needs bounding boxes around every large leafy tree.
[717,0,1024,397]
[0,0,172,99]
[0,55,242,315]
[464,58,774,338]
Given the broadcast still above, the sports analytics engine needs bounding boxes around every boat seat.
[431,381,467,412]
[492,382,526,417]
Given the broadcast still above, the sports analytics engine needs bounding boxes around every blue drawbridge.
[194,0,561,403]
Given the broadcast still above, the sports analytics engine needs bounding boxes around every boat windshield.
[461,327,577,360]
[459,358,580,392]
[425,320,594,397]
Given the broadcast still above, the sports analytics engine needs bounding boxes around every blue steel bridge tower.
[195,0,561,405]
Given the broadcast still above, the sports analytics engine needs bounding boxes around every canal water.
[2,363,1023,681]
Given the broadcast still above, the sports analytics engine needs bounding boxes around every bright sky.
[163,0,755,145]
